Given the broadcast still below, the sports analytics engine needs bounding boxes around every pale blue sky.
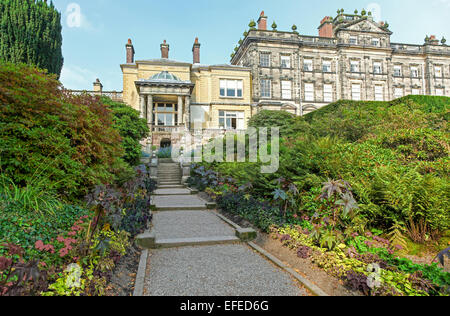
[54,0,450,91]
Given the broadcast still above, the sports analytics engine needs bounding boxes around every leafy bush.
[217,192,283,232]
[101,97,149,166]
[0,62,132,199]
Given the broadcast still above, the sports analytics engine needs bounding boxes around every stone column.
[177,96,183,125]
[139,95,146,119]
[184,95,191,129]
[147,95,153,125]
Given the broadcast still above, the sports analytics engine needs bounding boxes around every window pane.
[260,53,270,67]
[261,80,271,98]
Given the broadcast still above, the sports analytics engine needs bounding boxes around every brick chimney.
[318,17,333,38]
[257,11,267,30]
[126,39,135,64]
[93,79,103,95]
[192,37,201,64]
[429,35,439,45]
[161,40,169,59]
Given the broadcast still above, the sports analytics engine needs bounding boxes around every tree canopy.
[0,0,63,77]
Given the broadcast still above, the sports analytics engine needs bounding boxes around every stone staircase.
[157,161,183,188]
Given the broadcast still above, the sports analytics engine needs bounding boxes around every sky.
[54,0,450,91]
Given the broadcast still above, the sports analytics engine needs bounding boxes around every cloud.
[60,65,98,90]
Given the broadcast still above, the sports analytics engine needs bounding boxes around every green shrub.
[0,175,90,262]
[101,97,149,166]
[0,62,132,199]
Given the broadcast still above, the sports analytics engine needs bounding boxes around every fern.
[388,222,408,252]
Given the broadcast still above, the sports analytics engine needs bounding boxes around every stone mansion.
[116,10,449,148]
[232,11,450,115]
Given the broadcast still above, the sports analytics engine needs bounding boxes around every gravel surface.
[152,211,236,240]
[144,244,308,296]
[153,195,206,208]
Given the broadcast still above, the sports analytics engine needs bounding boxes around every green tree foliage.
[0,0,63,77]
[101,97,149,166]
[0,62,132,200]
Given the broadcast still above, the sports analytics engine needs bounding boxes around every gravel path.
[152,211,236,240]
[144,244,307,296]
[153,195,206,209]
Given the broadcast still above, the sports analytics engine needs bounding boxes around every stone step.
[154,205,207,211]
[154,188,193,196]
[158,184,185,189]
[155,236,241,249]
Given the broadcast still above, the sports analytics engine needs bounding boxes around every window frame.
[351,83,361,101]
[304,83,315,102]
[220,79,243,98]
[394,87,404,98]
[322,60,332,73]
[280,55,291,69]
[435,66,443,78]
[435,88,444,96]
[260,79,272,98]
[374,85,384,101]
[394,65,403,77]
[218,110,245,130]
[350,60,360,73]
[373,62,382,74]
[303,59,313,72]
[260,52,271,68]
[323,84,333,102]
[410,66,419,78]
[281,80,293,100]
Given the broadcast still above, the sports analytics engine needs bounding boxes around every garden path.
[139,186,308,296]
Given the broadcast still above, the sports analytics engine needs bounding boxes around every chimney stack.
[192,37,201,64]
[93,79,103,95]
[126,39,135,64]
[161,40,169,59]
[318,17,333,38]
[257,11,267,30]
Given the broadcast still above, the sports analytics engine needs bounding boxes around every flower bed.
[0,165,156,296]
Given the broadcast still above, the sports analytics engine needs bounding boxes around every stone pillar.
[184,95,191,129]
[177,96,183,125]
[139,95,146,119]
[147,95,153,125]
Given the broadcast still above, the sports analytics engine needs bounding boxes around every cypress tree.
[0,0,63,77]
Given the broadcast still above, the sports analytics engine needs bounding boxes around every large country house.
[231,11,450,115]
[76,10,450,148]
[120,38,253,149]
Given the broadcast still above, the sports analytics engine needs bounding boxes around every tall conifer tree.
[0,0,63,77]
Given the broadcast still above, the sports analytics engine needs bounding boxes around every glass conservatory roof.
[150,71,182,82]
